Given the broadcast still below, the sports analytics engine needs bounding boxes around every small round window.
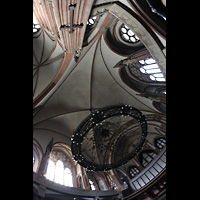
[120,24,140,43]
[33,23,40,33]
[33,14,40,33]
[87,16,97,26]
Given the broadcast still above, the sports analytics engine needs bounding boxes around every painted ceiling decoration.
[33,0,166,199]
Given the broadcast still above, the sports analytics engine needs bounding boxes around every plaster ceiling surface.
[33,12,162,143]
[33,29,64,99]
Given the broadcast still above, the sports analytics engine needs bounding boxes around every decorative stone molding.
[114,55,136,68]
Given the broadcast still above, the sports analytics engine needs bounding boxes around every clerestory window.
[139,150,157,167]
[45,157,73,187]
[155,137,166,150]
[129,166,140,178]
[89,179,95,190]
[87,16,97,26]
[139,58,165,82]
[120,24,140,43]
[33,14,40,33]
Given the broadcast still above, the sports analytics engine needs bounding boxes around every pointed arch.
[44,142,75,187]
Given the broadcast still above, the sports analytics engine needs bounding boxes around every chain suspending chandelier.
[71,104,148,171]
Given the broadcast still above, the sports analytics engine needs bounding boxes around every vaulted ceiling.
[33,1,166,199]
[33,0,166,168]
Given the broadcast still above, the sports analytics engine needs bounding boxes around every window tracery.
[117,56,165,84]
[139,150,157,167]
[155,137,166,150]
[87,16,97,26]
[45,150,73,187]
[120,24,140,43]
[129,166,140,178]
[33,23,40,33]
[89,179,95,190]
[64,167,73,186]
[33,14,40,33]
[139,58,165,82]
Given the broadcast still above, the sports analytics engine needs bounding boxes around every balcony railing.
[33,146,166,200]
[33,172,120,199]
[126,146,166,199]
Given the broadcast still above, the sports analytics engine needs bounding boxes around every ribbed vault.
[33,14,160,144]
[33,1,166,199]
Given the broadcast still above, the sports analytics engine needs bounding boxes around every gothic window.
[120,24,140,43]
[33,23,40,33]
[64,168,73,187]
[55,160,64,184]
[139,58,165,82]
[87,16,97,26]
[139,150,157,167]
[84,15,98,43]
[89,179,95,190]
[122,56,165,84]
[129,166,140,178]
[46,159,55,181]
[155,137,166,149]
[45,151,73,187]
[33,14,40,33]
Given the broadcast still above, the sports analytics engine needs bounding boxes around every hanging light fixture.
[71,104,148,171]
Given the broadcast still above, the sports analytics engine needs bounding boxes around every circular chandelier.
[71,104,148,171]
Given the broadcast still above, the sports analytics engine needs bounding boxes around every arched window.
[87,16,97,26]
[33,23,40,33]
[120,24,140,43]
[44,146,74,187]
[64,168,73,187]
[33,14,40,33]
[139,58,165,82]
[45,159,73,187]
[129,166,140,178]
[139,150,157,167]
[89,179,95,190]
[55,160,64,184]
[46,159,55,182]
[155,137,166,149]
